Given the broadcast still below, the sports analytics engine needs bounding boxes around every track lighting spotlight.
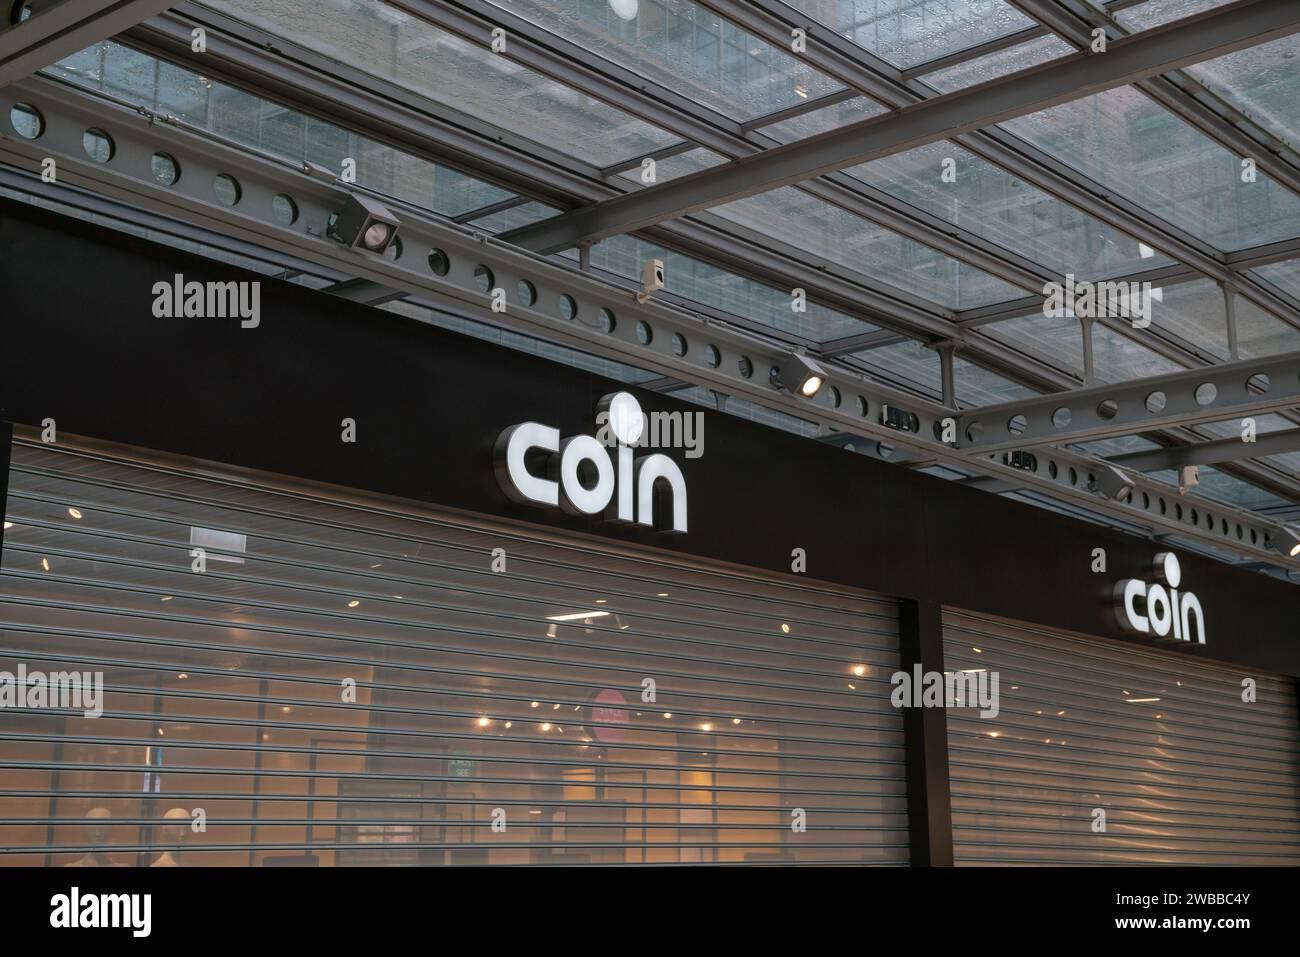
[1092,464,1136,502]
[772,352,826,399]
[1271,525,1300,559]
[326,193,400,255]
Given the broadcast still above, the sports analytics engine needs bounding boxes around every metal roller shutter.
[0,437,907,865]
[944,609,1300,865]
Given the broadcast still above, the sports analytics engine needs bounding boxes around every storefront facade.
[1,199,1298,865]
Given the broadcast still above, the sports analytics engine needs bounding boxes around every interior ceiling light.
[1272,525,1300,558]
[772,352,827,399]
[326,193,400,255]
[607,0,638,20]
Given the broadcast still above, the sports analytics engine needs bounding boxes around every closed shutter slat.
[0,440,907,866]
[944,609,1300,866]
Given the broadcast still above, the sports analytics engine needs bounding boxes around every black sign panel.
[2,198,1297,674]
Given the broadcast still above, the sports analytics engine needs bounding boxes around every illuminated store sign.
[494,391,687,533]
[1114,552,1206,644]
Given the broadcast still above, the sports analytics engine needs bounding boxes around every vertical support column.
[899,598,954,866]
[936,340,958,411]
[1079,315,1096,386]
[1223,283,1240,361]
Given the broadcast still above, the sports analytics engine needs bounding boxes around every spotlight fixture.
[772,352,826,399]
[1271,524,1300,559]
[1091,464,1136,502]
[326,193,400,255]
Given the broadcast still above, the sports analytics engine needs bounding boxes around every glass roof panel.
[1183,35,1300,154]
[1265,452,1300,480]
[206,0,678,166]
[1072,435,1163,457]
[1092,323,1184,383]
[1235,296,1300,359]
[50,40,512,218]
[616,148,727,184]
[1176,466,1291,510]
[850,340,942,396]
[1001,85,1300,252]
[1251,258,1300,301]
[1146,278,1229,360]
[758,96,888,143]
[712,187,1025,309]
[467,201,563,233]
[1195,413,1294,441]
[783,0,1036,69]
[980,311,1085,377]
[954,357,1039,407]
[584,235,874,340]
[487,0,841,119]
[850,140,1173,279]
[982,312,1184,383]
[848,342,1040,405]
[918,33,1073,93]
[1115,0,1233,32]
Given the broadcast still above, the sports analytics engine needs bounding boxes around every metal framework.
[503,0,1300,251]
[1,72,1296,568]
[0,0,1296,571]
[0,0,171,87]
[1109,429,1300,471]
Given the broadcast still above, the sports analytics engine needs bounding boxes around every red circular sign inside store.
[589,689,631,744]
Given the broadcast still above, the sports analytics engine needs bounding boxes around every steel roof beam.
[390,0,1054,294]
[133,4,1300,357]
[501,0,1300,252]
[1109,429,1300,470]
[5,73,1294,566]
[0,0,172,87]
[958,352,1300,453]
[122,11,1044,349]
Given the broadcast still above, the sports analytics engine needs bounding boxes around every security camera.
[326,193,400,255]
[1178,465,1199,495]
[636,259,665,303]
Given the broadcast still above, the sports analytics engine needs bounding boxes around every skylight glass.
[918,34,1073,93]
[1001,86,1300,252]
[757,96,888,142]
[1236,296,1300,359]
[48,40,513,218]
[850,340,941,396]
[712,187,1026,310]
[1251,258,1300,301]
[784,0,1036,69]
[583,235,874,340]
[206,0,678,166]
[487,0,841,119]
[1115,0,1233,32]
[1183,35,1300,154]
[979,310,1187,382]
[850,140,1173,279]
